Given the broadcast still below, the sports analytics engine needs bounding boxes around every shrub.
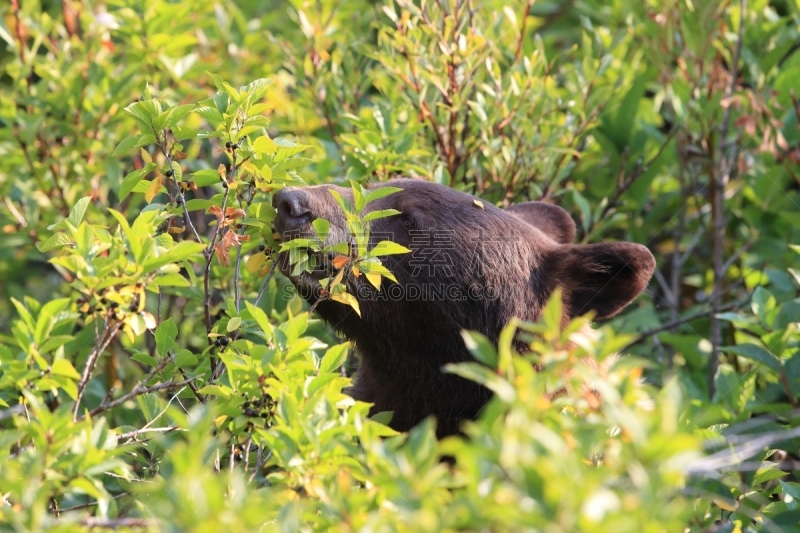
[1,1,800,531]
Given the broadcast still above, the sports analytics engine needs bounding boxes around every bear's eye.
[401,216,415,229]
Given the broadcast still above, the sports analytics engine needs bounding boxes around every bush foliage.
[1,0,800,531]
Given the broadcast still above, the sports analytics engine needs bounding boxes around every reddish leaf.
[208,205,224,222]
[214,231,251,266]
[225,208,246,220]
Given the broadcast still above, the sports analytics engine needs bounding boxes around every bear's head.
[273,178,655,436]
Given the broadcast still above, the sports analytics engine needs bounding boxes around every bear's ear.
[543,242,655,320]
[505,201,576,244]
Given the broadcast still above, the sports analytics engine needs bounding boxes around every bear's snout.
[273,188,313,234]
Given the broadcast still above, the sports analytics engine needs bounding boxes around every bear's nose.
[273,188,312,233]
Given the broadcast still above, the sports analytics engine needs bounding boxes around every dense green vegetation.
[1,0,799,531]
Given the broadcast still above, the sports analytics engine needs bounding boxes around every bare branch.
[161,135,203,243]
[80,518,155,529]
[709,0,746,398]
[72,321,122,421]
[117,426,181,442]
[50,493,129,514]
[83,378,196,420]
[624,300,744,350]
[253,262,279,308]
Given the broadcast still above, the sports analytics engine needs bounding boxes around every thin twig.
[80,518,155,529]
[513,0,534,62]
[83,378,196,419]
[624,300,744,350]
[709,0,746,398]
[161,137,203,243]
[234,182,258,313]
[72,321,122,420]
[50,493,129,514]
[253,262,279,308]
[204,188,231,372]
[248,450,272,484]
[116,426,181,442]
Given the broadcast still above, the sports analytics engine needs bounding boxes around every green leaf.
[460,330,498,369]
[227,317,242,332]
[312,219,330,239]
[245,301,272,338]
[445,362,516,402]
[252,135,278,154]
[132,352,159,367]
[723,344,782,375]
[124,100,160,130]
[191,169,222,187]
[351,182,366,212]
[319,343,349,374]
[754,462,788,485]
[51,359,81,380]
[369,411,394,425]
[67,197,92,228]
[39,335,75,354]
[273,137,311,162]
[196,384,235,397]
[361,209,401,223]
[751,286,777,327]
[780,480,800,500]
[149,273,191,288]
[155,318,178,356]
[174,349,198,368]
[367,240,411,257]
[600,72,650,153]
[156,103,195,131]
[328,188,352,212]
[185,199,215,212]
[113,133,156,156]
[365,186,402,204]
[36,232,73,253]
[120,164,156,201]
[142,241,205,272]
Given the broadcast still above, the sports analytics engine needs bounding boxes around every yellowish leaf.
[329,268,345,288]
[473,199,484,209]
[712,498,738,512]
[366,271,382,290]
[140,147,152,164]
[257,260,274,277]
[142,312,157,329]
[145,177,162,204]
[331,292,361,317]
[247,253,266,274]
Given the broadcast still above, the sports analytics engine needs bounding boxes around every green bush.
[1,0,800,531]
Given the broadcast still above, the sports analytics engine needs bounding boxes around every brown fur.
[273,179,655,437]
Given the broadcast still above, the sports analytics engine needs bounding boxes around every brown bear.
[272,178,655,437]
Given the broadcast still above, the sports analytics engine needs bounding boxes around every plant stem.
[709,0,745,398]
